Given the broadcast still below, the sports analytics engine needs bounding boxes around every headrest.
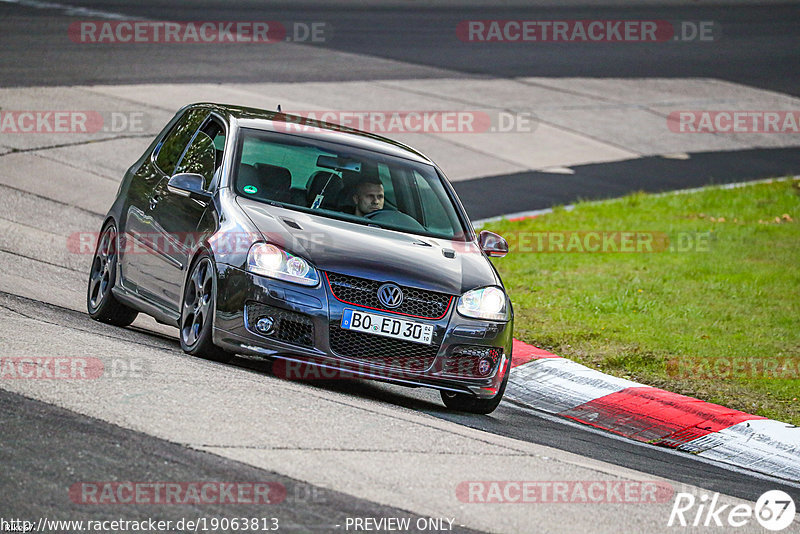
[254,163,292,190]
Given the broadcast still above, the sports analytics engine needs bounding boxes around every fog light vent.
[245,301,314,347]
[255,316,275,335]
[443,345,502,378]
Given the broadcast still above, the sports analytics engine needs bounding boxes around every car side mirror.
[478,230,509,258]
[167,173,213,203]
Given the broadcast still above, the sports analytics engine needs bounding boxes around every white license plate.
[340,309,433,345]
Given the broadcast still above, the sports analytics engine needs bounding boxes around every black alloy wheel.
[87,222,138,326]
[180,251,233,363]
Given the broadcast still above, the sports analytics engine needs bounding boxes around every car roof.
[190,102,435,166]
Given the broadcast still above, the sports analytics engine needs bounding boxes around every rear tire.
[87,222,138,327]
[179,251,233,363]
[440,365,509,415]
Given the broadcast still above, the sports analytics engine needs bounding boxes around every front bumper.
[213,264,514,399]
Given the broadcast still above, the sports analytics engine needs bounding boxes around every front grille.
[326,272,453,319]
[245,301,314,347]
[443,345,503,378]
[329,323,440,372]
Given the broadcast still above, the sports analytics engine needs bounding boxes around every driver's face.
[354,183,384,215]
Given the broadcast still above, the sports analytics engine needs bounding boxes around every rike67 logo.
[669,490,796,531]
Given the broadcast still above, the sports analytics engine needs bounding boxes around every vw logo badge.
[377,283,404,309]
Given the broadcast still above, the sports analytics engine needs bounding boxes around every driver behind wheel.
[352,178,384,217]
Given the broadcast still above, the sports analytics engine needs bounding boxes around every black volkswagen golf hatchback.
[88,103,513,413]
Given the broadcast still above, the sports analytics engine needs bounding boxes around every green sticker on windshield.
[243,185,258,194]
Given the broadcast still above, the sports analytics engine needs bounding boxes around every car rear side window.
[154,109,207,176]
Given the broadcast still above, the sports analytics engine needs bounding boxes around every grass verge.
[485,177,800,425]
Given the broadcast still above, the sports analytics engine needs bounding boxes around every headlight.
[457,286,509,321]
[247,243,319,286]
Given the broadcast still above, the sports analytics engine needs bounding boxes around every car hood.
[235,197,499,295]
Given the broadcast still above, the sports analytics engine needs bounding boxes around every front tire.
[440,364,510,415]
[87,222,138,326]
[180,251,233,363]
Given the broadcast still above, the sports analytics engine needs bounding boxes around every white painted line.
[538,166,575,174]
[0,0,134,20]
[473,206,571,227]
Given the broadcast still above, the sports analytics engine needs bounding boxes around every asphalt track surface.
[1,1,798,96]
[3,0,800,220]
[0,387,483,534]
[2,292,799,511]
[457,146,800,220]
[1,1,799,532]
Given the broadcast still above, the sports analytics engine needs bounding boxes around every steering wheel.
[363,209,426,231]
[363,209,385,219]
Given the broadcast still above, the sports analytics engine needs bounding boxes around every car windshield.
[232,128,469,240]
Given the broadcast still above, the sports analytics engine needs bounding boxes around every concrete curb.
[506,340,800,482]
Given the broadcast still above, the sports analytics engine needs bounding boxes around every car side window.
[174,117,226,191]
[154,109,207,176]
[174,131,217,190]
[414,171,452,233]
[201,118,226,174]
